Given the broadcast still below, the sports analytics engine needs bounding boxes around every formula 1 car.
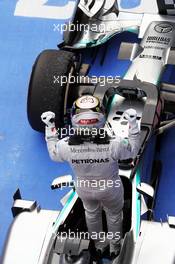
[2,1,175,264]
[59,0,175,49]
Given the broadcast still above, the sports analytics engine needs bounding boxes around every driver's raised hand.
[41,111,55,127]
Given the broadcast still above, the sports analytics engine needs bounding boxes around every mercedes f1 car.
[59,0,175,49]
[2,1,175,263]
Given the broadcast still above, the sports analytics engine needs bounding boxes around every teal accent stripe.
[127,27,139,34]
[53,190,76,233]
[76,26,139,48]
[77,32,117,48]
[136,167,141,237]
[107,94,117,115]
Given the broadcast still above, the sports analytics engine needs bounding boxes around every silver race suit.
[46,132,140,183]
[45,127,140,253]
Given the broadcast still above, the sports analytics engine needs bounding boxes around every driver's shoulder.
[110,135,122,145]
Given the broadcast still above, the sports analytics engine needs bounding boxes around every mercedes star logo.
[154,23,173,33]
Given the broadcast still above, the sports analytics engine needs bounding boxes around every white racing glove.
[41,111,55,128]
[41,111,57,141]
[123,108,140,135]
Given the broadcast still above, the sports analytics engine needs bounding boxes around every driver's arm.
[41,111,68,162]
[118,130,140,160]
[119,108,140,160]
[111,109,141,160]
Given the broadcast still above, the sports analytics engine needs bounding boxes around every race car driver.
[41,95,140,258]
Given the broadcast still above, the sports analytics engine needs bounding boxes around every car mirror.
[136,183,154,198]
[51,175,74,190]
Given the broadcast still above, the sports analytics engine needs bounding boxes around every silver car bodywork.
[61,0,175,49]
[2,208,58,264]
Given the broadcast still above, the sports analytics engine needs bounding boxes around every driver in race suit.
[41,95,140,258]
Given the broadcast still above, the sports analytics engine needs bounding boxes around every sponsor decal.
[154,23,173,34]
[147,36,171,44]
[70,147,109,153]
[72,158,110,164]
[139,54,162,60]
[76,95,99,109]
[144,46,164,50]
[78,118,98,125]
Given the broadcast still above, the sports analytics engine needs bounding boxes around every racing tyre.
[27,49,76,132]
